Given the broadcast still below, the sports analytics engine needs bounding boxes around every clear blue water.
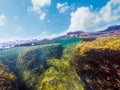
[51,38,82,46]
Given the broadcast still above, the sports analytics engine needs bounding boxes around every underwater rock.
[73,35,120,90]
[16,44,63,89]
[36,59,84,90]
[0,47,25,72]
[0,62,18,90]
[61,43,79,61]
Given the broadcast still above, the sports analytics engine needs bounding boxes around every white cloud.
[29,0,51,20]
[57,2,71,13]
[39,12,46,20]
[68,0,120,32]
[0,14,6,26]
[39,31,65,40]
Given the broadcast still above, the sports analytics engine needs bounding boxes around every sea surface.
[51,37,83,46]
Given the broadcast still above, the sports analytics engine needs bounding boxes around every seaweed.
[73,35,120,90]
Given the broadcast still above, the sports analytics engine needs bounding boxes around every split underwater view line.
[0,0,120,90]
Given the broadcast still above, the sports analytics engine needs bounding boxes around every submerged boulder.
[36,59,84,90]
[0,62,18,90]
[73,35,120,90]
[16,44,63,89]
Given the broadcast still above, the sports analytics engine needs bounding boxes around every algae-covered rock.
[36,59,84,90]
[0,62,18,90]
[61,43,78,61]
[17,44,63,72]
[16,44,63,89]
[73,35,120,90]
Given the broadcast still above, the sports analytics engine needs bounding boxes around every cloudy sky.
[0,0,120,42]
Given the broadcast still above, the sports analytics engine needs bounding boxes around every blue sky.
[0,0,120,42]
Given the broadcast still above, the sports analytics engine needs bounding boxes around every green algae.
[0,61,18,90]
[36,59,84,90]
[0,39,84,90]
[16,44,63,89]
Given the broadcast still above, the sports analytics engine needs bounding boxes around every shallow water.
[0,38,83,90]
[51,37,82,46]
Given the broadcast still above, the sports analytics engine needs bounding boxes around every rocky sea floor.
[0,36,120,90]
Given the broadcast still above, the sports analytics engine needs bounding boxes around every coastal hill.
[66,25,120,38]
[0,25,120,49]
